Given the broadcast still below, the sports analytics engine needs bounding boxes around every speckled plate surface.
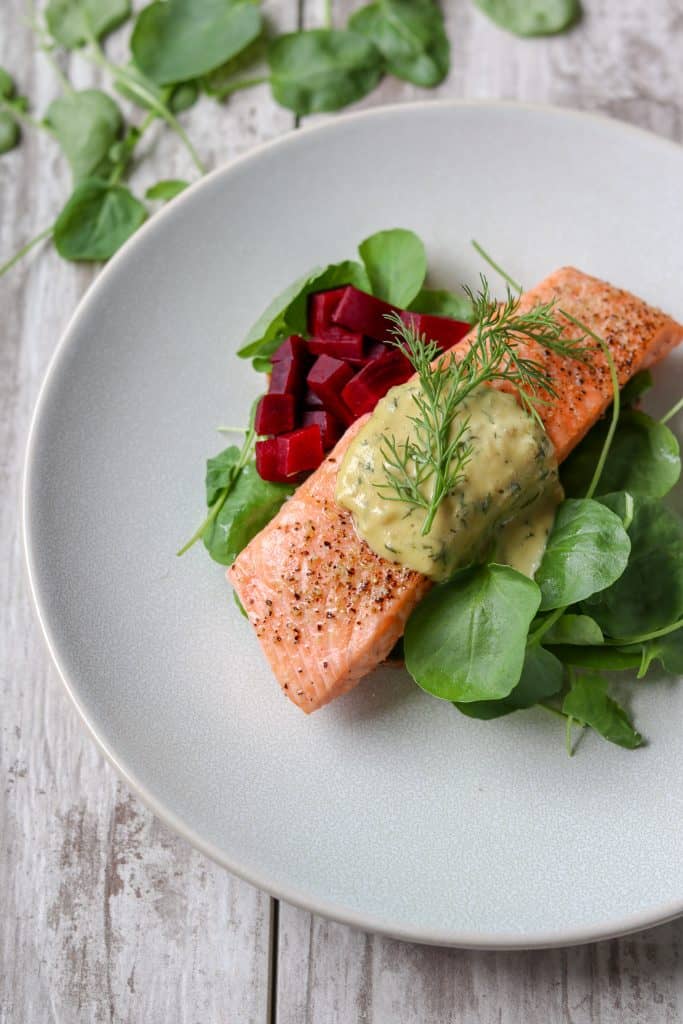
[24,102,683,949]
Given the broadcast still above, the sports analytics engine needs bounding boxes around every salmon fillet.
[230,268,683,712]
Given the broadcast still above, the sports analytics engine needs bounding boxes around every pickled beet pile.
[255,285,471,482]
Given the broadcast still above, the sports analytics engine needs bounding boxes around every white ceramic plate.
[25,102,683,949]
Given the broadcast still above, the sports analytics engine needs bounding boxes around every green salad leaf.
[358,228,427,307]
[169,81,199,113]
[584,494,683,639]
[563,672,643,749]
[405,564,541,703]
[620,369,653,407]
[408,287,476,323]
[534,498,631,611]
[455,645,564,720]
[268,29,383,115]
[543,614,604,646]
[562,409,680,500]
[0,68,22,155]
[132,0,263,85]
[46,90,123,183]
[473,0,581,37]
[349,0,449,88]
[633,626,683,678]
[203,461,294,565]
[547,645,642,671]
[53,179,147,261]
[46,0,131,48]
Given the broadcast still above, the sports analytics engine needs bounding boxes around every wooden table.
[2,2,682,1020]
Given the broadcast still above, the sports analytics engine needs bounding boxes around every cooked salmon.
[230,268,683,712]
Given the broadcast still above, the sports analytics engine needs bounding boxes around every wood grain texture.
[2,0,683,1022]
[0,2,296,1021]
[272,1,683,1022]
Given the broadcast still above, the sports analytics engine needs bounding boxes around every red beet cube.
[332,286,400,342]
[307,355,355,426]
[255,393,296,435]
[400,311,471,351]
[302,410,343,450]
[366,340,389,360]
[308,330,365,362]
[308,288,346,336]
[255,438,290,482]
[303,387,324,410]
[278,425,324,477]
[341,350,413,417]
[271,335,308,363]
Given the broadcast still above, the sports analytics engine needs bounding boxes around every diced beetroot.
[341,350,413,417]
[302,410,343,450]
[269,357,302,397]
[255,393,296,435]
[307,355,355,426]
[271,335,308,363]
[400,311,471,351]
[332,286,400,341]
[308,329,365,362]
[308,288,346,336]
[278,425,324,477]
[366,340,389,361]
[303,387,324,410]
[255,438,291,483]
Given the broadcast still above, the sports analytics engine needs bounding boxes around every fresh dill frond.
[375,278,589,536]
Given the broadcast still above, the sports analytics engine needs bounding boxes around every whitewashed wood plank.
[276,2,683,1022]
[0,1,298,1021]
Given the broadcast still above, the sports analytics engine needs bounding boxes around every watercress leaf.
[405,564,541,703]
[349,0,449,88]
[358,228,427,307]
[169,80,199,113]
[455,644,563,720]
[46,0,132,49]
[535,498,631,611]
[46,90,123,183]
[132,0,263,86]
[203,461,295,565]
[0,68,15,98]
[543,614,604,646]
[53,179,147,262]
[252,355,274,374]
[620,369,653,407]
[473,0,581,37]
[408,287,476,323]
[238,260,370,364]
[0,114,19,155]
[562,672,643,749]
[548,645,642,671]
[201,36,267,97]
[145,178,189,201]
[584,495,683,638]
[635,626,683,677]
[268,29,383,115]
[562,409,680,499]
[205,445,240,506]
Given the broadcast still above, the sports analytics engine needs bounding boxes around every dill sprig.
[376,277,588,536]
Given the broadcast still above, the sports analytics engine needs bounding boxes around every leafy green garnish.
[145,178,189,201]
[131,0,263,86]
[358,227,427,306]
[53,179,147,261]
[0,68,21,155]
[620,369,653,407]
[633,626,683,678]
[268,29,383,115]
[473,0,581,37]
[534,498,631,611]
[349,0,449,88]
[46,90,123,183]
[546,645,642,672]
[455,645,563,720]
[405,564,542,703]
[45,0,132,48]
[561,409,680,500]
[543,613,604,646]
[563,672,642,750]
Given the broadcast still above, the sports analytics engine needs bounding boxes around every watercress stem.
[176,491,229,556]
[660,395,683,425]
[561,311,620,501]
[605,616,683,647]
[565,714,574,756]
[471,240,523,293]
[0,98,50,135]
[87,41,207,175]
[323,0,333,29]
[0,225,53,277]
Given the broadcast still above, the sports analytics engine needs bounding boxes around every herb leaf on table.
[349,0,449,88]
[145,179,189,201]
[0,67,22,154]
[53,179,147,261]
[46,90,123,183]
[45,0,132,49]
[405,564,542,703]
[268,29,384,115]
[473,0,582,37]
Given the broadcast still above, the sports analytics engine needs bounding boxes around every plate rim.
[23,98,683,950]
